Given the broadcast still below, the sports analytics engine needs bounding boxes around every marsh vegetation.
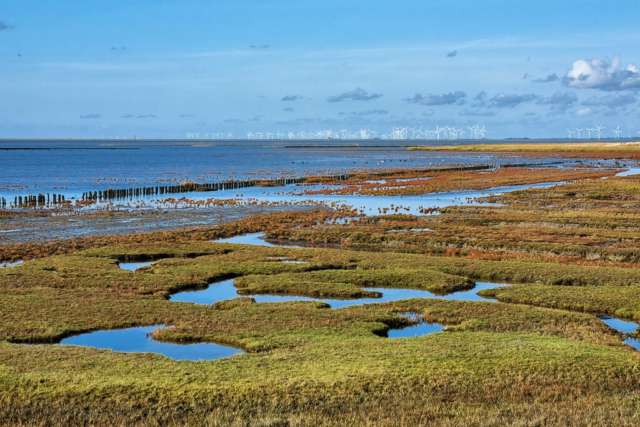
[4,166,640,425]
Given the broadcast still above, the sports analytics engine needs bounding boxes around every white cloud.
[573,107,598,117]
[563,55,640,91]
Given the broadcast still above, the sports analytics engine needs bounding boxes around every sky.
[0,0,639,139]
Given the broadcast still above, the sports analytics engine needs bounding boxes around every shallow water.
[616,168,640,177]
[599,316,640,350]
[118,260,159,271]
[1,139,570,201]
[0,260,24,269]
[169,278,505,308]
[599,316,639,334]
[59,325,243,361]
[140,180,562,216]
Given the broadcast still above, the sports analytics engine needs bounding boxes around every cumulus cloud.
[573,107,598,117]
[404,91,466,106]
[281,95,302,101]
[80,113,101,119]
[328,87,382,102]
[137,114,156,118]
[581,93,637,108]
[447,50,457,57]
[563,54,640,91]
[533,73,559,83]
[357,109,388,115]
[459,109,498,117]
[422,110,434,116]
[488,93,537,108]
[283,107,294,112]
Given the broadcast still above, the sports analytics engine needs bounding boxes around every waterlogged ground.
[56,230,639,360]
[5,147,640,425]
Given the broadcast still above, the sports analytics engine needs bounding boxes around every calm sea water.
[0,139,571,200]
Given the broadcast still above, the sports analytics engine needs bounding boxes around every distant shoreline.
[0,138,634,145]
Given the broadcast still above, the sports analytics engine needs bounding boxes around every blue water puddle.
[616,168,640,177]
[599,316,639,334]
[58,325,242,361]
[624,338,640,351]
[119,259,165,271]
[599,316,640,351]
[0,260,24,269]
[388,322,444,338]
[214,233,283,247]
[169,278,505,308]
[387,313,444,338]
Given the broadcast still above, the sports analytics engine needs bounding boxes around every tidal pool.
[599,316,640,350]
[59,325,243,361]
[0,260,24,269]
[119,259,165,271]
[387,313,444,338]
[169,278,506,308]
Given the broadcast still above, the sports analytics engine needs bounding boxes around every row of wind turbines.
[185,126,489,140]
[567,126,628,140]
[185,132,234,139]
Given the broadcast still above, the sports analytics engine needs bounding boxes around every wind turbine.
[575,128,582,139]
[586,128,594,139]
[567,130,574,139]
[479,126,486,139]
[596,125,604,140]
[468,126,475,140]
[613,126,622,140]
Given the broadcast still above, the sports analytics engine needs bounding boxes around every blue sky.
[1,0,639,139]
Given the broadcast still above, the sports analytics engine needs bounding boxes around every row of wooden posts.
[3,194,67,208]
[5,161,564,208]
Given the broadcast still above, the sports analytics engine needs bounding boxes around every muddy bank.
[0,205,319,244]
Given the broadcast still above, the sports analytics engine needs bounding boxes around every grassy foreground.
[5,171,640,425]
